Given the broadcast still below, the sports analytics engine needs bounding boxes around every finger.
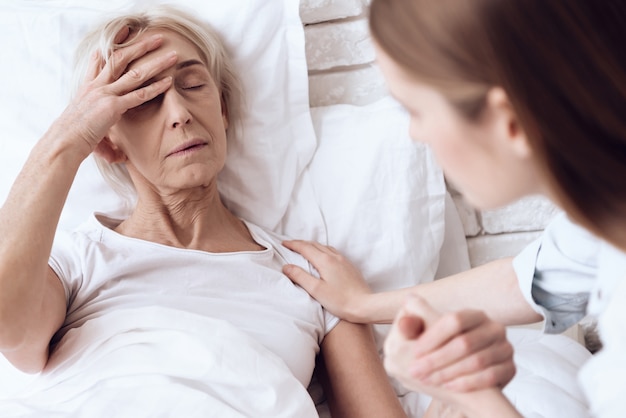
[397,314,424,339]
[414,335,513,385]
[118,75,173,111]
[326,245,340,254]
[442,361,517,392]
[410,309,489,357]
[283,263,327,297]
[402,293,442,324]
[282,240,336,264]
[85,50,103,83]
[413,314,494,378]
[101,33,165,83]
[384,318,418,376]
[107,51,178,104]
[283,239,334,255]
[114,25,131,44]
[411,316,506,377]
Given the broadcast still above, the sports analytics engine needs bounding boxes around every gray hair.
[71,5,244,211]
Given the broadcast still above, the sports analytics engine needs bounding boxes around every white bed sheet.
[0,307,318,418]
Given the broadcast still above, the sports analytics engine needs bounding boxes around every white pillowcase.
[282,97,448,349]
[0,0,316,232]
[308,97,447,291]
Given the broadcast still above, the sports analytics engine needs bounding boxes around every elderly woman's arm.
[318,320,407,418]
[0,126,80,372]
[0,32,175,372]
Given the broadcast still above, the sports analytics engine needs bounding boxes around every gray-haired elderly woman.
[0,6,406,417]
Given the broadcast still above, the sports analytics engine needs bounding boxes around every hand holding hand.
[282,240,372,322]
[384,294,515,398]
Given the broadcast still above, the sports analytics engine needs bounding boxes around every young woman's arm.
[319,320,407,418]
[283,241,530,390]
[422,392,522,418]
[282,241,539,326]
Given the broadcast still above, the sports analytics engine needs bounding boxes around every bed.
[0,0,591,416]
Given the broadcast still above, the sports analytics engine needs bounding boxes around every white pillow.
[308,97,446,290]
[282,97,448,348]
[284,97,446,349]
[0,0,316,232]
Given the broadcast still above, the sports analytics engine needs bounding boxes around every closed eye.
[181,84,205,90]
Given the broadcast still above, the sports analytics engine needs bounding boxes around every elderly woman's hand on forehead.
[55,28,176,158]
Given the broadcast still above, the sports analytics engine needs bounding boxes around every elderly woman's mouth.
[167,140,209,157]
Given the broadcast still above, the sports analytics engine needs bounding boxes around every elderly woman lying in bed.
[0,6,409,417]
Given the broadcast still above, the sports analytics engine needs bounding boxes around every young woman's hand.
[282,240,373,323]
[54,27,176,157]
[384,294,516,396]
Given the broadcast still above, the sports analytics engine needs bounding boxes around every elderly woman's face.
[108,29,228,195]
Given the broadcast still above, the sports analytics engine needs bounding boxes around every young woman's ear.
[94,137,128,163]
[486,87,533,158]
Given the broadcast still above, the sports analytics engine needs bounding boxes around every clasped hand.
[384,294,514,408]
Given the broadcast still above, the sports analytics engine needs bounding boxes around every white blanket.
[0,307,318,418]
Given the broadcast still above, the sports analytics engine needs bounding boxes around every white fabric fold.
[1,307,318,418]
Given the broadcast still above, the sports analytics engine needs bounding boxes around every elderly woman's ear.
[221,94,229,130]
[94,137,128,164]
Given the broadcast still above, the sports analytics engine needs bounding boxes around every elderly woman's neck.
[114,189,264,253]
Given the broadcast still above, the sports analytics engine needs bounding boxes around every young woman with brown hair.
[283,0,626,416]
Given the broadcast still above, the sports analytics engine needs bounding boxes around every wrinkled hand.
[282,240,372,322]
[55,27,176,157]
[384,294,515,399]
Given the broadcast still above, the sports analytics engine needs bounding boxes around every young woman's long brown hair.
[370,0,626,249]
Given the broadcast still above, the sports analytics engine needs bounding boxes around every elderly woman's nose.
[164,90,193,128]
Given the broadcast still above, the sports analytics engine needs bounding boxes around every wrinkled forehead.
[124,28,207,71]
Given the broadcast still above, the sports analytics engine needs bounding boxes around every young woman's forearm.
[0,126,87,348]
[458,389,523,418]
[423,391,522,418]
[358,257,541,325]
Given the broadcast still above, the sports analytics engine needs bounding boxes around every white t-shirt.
[514,213,626,417]
[48,214,339,387]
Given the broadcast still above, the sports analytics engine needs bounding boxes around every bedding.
[0,307,318,418]
[0,0,595,417]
